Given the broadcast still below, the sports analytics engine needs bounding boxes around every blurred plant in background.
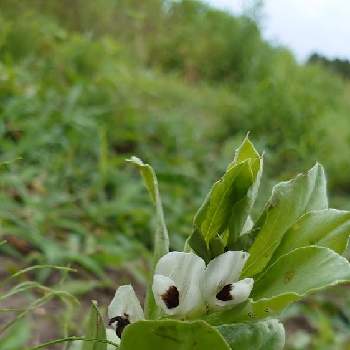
[0,0,350,348]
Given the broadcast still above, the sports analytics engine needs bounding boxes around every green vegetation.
[1,0,350,348]
[309,53,350,80]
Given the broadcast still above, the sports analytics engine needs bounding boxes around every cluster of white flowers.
[107,250,253,342]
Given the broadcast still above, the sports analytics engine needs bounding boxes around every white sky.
[205,0,350,61]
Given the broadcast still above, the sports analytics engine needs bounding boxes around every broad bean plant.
[91,137,350,349]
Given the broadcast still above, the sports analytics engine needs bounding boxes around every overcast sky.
[205,0,350,61]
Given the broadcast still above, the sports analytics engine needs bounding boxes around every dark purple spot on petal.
[161,285,179,309]
[109,313,130,338]
[216,284,233,301]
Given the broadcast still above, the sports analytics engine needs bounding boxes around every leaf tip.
[126,155,144,166]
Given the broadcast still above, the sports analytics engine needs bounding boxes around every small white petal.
[230,278,254,304]
[203,251,250,309]
[152,274,180,315]
[108,285,144,324]
[214,278,254,309]
[153,252,206,317]
[106,328,120,349]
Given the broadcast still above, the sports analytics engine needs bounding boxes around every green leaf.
[194,161,251,242]
[127,156,169,261]
[209,235,225,257]
[227,138,262,246]
[83,301,107,350]
[252,246,350,300]
[203,296,298,325]
[186,231,226,263]
[0,318,30,350]
[120,320,230,350]
[272,209,350,263]
[217,319,285,350]
[243,163,327,277]
[186,229,211,262]
[190,137,262,260]
[127,156,169,319]
[231,135,261,166]
[204,246,350,325]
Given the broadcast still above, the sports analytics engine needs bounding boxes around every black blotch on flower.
[109,313,130,338]
[216,284,233,301]
[161,285,180,309]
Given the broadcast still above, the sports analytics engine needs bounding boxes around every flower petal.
[214,278,254,309]
[203,251,249,308]
[106,328,121,349]
[153,251,206,317]
[152,274,180,315]
[108,285,144,326]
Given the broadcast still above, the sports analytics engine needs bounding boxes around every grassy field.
[1,1,350,348]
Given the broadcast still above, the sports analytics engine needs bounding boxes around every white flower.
[108,285,144,339]
[152,250,253,317]
[202,251,254,310]
[108,250,253,340]
[106,328,120,348]
[152,251,206,317]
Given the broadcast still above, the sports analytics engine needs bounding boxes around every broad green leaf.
[209,235,225,257]
[226,138,262,248]
[204,295,298,325]
[127,156,169,319]
[186,230,225,263]
[272,209,350,263]
[205,246,350,325]
[231,135,261,166]
[120,320,230,350]
[194,161,251,242]
[242,215,254,234]
[252,246,350,300]
[217,319,285,350]
[186,228,211,262]
[243,163,327,277]
[83,301,107,350]
[190,137,262,260]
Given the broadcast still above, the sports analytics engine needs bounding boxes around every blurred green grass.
[0,0,350,348]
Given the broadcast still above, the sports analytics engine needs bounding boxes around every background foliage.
[0,0,350,348]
